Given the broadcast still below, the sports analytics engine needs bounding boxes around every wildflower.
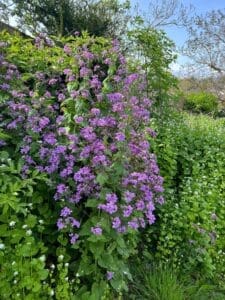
[57,184,67,194]
[39,255,46,262]
[91,227,102,235]
[112,217,121,229]
[0,243,5,250]
[115,132,125,142]
[106,271,114,280]
[60,207,72,217]
[58,255,64,261]
[70,233,79,244]
[9,221,16,227]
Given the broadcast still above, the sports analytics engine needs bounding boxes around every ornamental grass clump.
[0,32,163,296]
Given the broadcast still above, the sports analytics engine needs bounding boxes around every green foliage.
[0,31,157,298]
[128,26,177,113]
[0,32,114,299]
[2,0,130,37]
[145,113,225,289]
[184,92,218,114]
[128,263,185,300]
[127,261,225,300]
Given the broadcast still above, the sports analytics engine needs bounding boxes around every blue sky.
[130,0,225,46]
[130,0,225,74]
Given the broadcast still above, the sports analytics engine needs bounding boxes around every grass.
[126,261,225,299]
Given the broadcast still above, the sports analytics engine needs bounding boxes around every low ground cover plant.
[146,113,225,289]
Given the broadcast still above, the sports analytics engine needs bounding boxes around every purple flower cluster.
[0,36,164,244]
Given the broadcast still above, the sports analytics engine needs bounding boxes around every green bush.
[0,31,163,299]
[142,113,225,288]
[184,92,218,114]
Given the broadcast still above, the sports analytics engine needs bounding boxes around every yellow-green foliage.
[184,92,218,114]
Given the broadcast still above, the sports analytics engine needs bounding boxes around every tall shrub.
[0,32,163,298]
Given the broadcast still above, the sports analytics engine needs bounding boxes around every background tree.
[1,0,131,37]
[183,9,225,74]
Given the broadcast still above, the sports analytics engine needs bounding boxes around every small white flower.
[50,264,55,269]
[65,277,68,281]
[22,224,28,229]
[13,279,17,284]
[13,192,18,196]
[14,271,18,276]
[26,229,32,236]
[0,243,5,250]
[50,290,54,296]
[28,203,33,208]
[58,255,64,261]
[65,263,69,267]
[39,220,44,224]
[39,255,46,262]
[9,221,16,227]
[12,261,16,265]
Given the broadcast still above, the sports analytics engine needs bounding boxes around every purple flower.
[70,233,79,244]
[60,207,72,217]
[39,117,50,129]
[70,218,80,228]
[58,93,65,102]
[57,184,67,194]
[90,108,100,116]
[125,73,139,85]
[107,92,123,103]
[91,227,102,235]
[80,126,96,142]
[74,116,84,124]
[124,191,135,203]
[0,140,6,147]
[74,167,94,182]
[48,78,58,85]
[104,58,112,65]
[57,218,65,230]
[128,218,139,230]
[106,193,118,203]
[0,83,10,90]
[146,212,156,225]
[136,200,145,211]
[64,45,72,54]
[112,217,121,229]
[123,205,133,217]
[82,50,94,60]
[115,132,125,142]
[20,145,30,154]
[63,68,72,75]
[156,196,164,205]
[43,133,57,145]
[80,67,90,77]
[106,271,114,280]
[112,102,123,112]
[71,90,79,98]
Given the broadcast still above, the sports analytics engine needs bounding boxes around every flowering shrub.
[0,32,163,298]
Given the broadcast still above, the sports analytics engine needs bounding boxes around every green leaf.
[96,173,108,186]
[85,198,99,208]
